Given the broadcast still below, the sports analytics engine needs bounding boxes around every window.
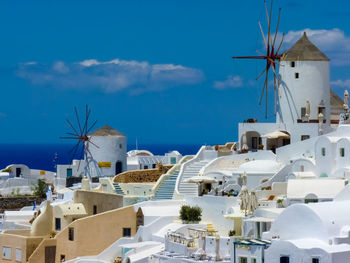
[295,72,299,79]
[321,147,326,156]
[60,254,66,262]
[15,248,22,262]
[280,256,290,263]
[170,157,177,164]
[239,257,247,263]
[340,148,345,157]
[119,144,122,149]
[55,218,61,231]
[305,198,318,204]
[93,205,97,215]
[152,164,156,169]
[300,165,304,172]
[2,246,11,260]
[318,107,325,115]
[123,228,131,237]
[251,258,257,263]
[144,165,148,169]
[68,227,74,241]
[66,168,72,178]
[312,258,319,263]
[291,61,295,67]
[301,107,306,118]
[301,135,310,141]
[16,167,21,177]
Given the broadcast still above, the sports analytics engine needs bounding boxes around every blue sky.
[1,0,350,144]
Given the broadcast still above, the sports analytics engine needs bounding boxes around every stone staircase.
[113,182,124,195]
[153,171,179,200]
[178,160,210,196]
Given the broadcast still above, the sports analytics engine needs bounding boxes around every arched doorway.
[305,193,318,203]
[115,161,123,175]
[241,131,261,151]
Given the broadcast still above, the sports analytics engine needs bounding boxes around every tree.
[33,179,48,198]
[179,205,202,223]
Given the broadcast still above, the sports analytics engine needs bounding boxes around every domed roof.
[89,125,125,137]
[235,160,282,174]
[281,32,329,61]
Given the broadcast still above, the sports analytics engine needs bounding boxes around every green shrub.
[179,205,190,222]
[179,205,202,223]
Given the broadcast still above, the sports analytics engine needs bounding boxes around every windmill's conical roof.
[281,32,329,61]
[90,125,125,137]
[330,89,344,110]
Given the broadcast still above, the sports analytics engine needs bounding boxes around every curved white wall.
[315,136,336,177]
[277,61,330,124]
[336,138,350,170]
[88,135,127,176]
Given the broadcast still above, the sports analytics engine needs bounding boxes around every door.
[45,246,56,263]
[252,137,258,149]
[16,168,21,177]
[115,161,122,175]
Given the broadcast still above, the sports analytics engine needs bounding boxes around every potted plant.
[228,230,236,237]
[277,199,284,208]
[215,188,219,196]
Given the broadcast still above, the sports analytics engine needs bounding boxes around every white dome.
[235,160,281,174]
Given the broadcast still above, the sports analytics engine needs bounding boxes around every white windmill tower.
[277,32,330,125]
[88,125,127,177]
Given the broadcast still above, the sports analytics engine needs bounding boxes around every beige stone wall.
[73,190,123,215]
[27,205,136,263]
[114,164,173,183]
[27,238,56,263]
[0,233,43,263]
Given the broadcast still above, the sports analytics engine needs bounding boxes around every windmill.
[60,105,102,180]
[232,0,284,118]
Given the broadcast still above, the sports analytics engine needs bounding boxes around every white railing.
[174,146,212,199]
[257,164,292,189]
[151,155,194,198]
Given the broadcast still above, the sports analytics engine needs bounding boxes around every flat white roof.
[287,179,345,199]
[290,238,350,253]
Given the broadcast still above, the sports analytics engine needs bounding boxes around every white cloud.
[213,75,243,90]
[16,58,204,94]
[331,79,350,89]
[282,28,350,66]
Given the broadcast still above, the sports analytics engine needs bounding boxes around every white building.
[127,150,182,171]
[0,164,55,195]
[238,33,337,154]
[88,125,127,176]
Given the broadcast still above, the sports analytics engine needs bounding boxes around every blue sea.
[0,144,201,172]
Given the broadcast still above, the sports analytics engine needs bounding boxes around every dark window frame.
[123,227,131,237]
[68,227,74,241]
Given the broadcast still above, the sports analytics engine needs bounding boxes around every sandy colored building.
[0,190,130,263]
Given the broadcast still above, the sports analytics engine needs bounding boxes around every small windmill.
[60,105,102,180]
[232,0,284,118]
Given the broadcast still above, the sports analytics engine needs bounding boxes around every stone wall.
[0,196,45,213]
[113,164,173,183]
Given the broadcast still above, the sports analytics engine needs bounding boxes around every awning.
[244,217,275,223]
[261,131,290,139]
[185,175,217,184]
[224,212,244,219]
[234,238,271,247]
